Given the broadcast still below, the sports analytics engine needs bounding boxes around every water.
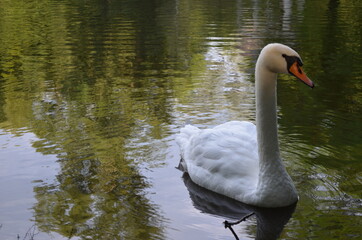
[0,0,361,239]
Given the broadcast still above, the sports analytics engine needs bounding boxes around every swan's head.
[258,43,314,88]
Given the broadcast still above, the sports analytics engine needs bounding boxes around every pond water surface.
[0,0,361,239]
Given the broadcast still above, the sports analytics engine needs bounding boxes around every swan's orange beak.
[289,62,314,88]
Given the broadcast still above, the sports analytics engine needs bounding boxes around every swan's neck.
[254,61,297,203]
[255,64,280,165]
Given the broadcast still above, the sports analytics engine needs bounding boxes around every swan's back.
[176,121,259,202]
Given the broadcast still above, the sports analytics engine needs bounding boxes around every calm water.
[0,0,361,239]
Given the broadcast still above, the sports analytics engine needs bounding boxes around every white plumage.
[177,121,258,198]
[176,43,314,207]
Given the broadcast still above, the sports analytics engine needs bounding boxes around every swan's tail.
[176,125,200,150]
[176,125,200,171]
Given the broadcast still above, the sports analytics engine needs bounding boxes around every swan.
[176,43,314,208]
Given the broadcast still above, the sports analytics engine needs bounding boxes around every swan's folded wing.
[177,121,259,200]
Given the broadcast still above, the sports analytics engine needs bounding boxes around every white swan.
[176,43,314,208]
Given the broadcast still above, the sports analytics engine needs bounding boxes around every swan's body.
[177,43,314,208]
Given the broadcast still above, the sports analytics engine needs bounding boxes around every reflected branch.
[224,212,255,227]
[224,212,255,240]
[18,224,39,240]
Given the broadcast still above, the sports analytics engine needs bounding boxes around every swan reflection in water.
[181,172,297,240]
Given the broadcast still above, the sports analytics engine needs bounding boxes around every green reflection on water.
[0,0,361,239]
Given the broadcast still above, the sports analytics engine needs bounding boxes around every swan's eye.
[282,54,303,70]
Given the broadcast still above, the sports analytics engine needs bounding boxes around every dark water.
[0,0,361,239]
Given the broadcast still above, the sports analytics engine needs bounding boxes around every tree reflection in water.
[33,158,165,239]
